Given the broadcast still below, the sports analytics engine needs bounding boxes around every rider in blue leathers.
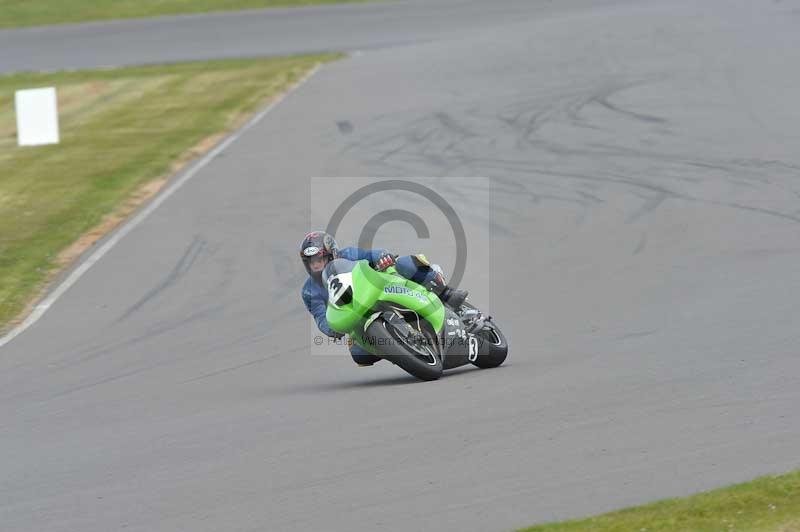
[300,231,467,366]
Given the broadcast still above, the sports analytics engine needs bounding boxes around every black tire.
[363,317,443,381]
[471,321,508,368]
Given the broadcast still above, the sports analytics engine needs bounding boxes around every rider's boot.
[423,263,468,309]
[437,285,468,309]
[405,254,468,309]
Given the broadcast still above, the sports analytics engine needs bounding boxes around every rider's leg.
[395,255,468,309]
[350,343,381,366]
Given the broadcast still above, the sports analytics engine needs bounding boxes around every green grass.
[0,55,339,330]
[519,470,800,532]
[0,0,373,29]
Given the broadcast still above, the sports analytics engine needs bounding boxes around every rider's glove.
[374,252,397,272]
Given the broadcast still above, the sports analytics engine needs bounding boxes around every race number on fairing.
[327,273,353,308]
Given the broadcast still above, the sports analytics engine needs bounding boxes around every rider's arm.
[302,287,340,338]
[351,248,394,268]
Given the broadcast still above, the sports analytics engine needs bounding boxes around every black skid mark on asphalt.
[336,120,354,134]
[66,304,226,368]
[594,95,667,124]
[517,109,561,148]
[633,232,647,255]
[616,329,659,340]
[626,190,671,224]
[117,236,207,322]
[338,113,430,156]
[483,162,800,226]
[444,181,519,237]
[703,199,800,224]
[497,104,563,149]
[45,366,159,401]
[0,306,227,401]
[40,305,227,400]
[684,161,761,189]
[376,129,434,163]
[336,110,488,176]
[434,112,478,138]
[576,190,605,204]
[578,79,669,125]
[178,346,302,384]
[491,174,603,208]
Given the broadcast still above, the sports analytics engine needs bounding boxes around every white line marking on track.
[0,64,323,349]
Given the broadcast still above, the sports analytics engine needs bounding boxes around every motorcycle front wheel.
[363,314,443,381]
[460,302,509,369]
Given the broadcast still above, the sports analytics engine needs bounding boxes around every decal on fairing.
[383,285,428,303]
[327,272,353,308]
[468,336,479,361]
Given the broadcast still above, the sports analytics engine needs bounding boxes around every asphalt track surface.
[2,1,800,531]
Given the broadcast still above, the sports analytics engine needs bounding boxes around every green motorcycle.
[323,258,508,381]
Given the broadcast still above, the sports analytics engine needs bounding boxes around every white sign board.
[15,87,60,146]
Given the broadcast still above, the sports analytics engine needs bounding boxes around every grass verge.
[519,470,800,532]
[0,0,373,29]
[0,54,338,332]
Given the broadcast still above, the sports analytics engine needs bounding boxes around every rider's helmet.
[300,231,339,282]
